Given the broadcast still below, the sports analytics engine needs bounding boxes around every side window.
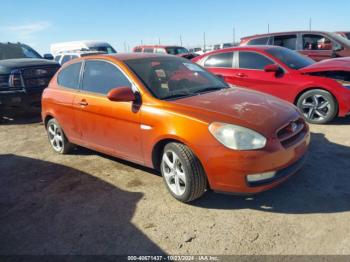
[57,62,82,89]
[155,48,166,54]
[61,55,72,65]
[302,34,333,50]
[239,52,273,70]
[54,55,61,62]
[134,48,142,52]
[273,35,297,50]
[247,37,269,45]
[204,52,234,68]
[70,55,79,60]
[82,60,132,94]
[144,48,154,53]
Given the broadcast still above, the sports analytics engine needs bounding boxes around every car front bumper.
[0,89,43,107]
[200,131,311,194]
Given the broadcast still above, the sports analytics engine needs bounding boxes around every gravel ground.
[0,109,350,255]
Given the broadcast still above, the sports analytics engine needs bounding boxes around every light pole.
[309,18,312,31]
[233,26,236,45]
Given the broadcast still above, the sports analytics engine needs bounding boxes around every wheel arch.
[151,138,186,171]
[44,114,54,129]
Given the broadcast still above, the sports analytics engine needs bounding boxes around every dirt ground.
[1,108,350,256]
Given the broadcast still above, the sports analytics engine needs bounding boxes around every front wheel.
[297,89,338,124]
[160,143,207,202]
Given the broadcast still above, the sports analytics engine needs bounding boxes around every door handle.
[236,73,247,78]
[79,100,88,106]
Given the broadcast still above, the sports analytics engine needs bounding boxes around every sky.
[1,0,349,55]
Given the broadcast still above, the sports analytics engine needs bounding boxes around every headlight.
[8,69,23,88]
[208,122,267,150]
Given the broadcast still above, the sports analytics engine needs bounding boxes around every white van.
[50,41,116,56]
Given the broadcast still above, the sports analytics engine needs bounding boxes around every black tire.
[160,142,207,202]
[46,118,74,154]
[296,89,338,124]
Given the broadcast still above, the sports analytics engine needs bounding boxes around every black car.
[0,42,60,111]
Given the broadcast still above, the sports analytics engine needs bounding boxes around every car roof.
[206,45,283,53]
[133,45,184,49]
[70,52,177,62]
[55,51,106,56]
[241,30,334,40]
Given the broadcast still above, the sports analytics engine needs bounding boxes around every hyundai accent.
[42,53,310,202]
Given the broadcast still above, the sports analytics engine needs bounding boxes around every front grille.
[20,66,59,88]
[0,74,9,88]
[277,118,307,148]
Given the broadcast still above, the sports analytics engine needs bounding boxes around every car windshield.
[89,45,116,54]
[125,56,229,100]
[0,43,42,60]
[265,47,315,70]
[165,47,189,55]
[328,32,350,46]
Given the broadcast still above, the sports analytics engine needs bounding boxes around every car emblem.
[290,122,298,133]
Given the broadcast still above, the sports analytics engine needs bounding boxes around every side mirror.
[264,64,280,73]
[107,87,135,102]
[43,54,54,60]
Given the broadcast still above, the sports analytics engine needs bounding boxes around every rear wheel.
[297,89,338,124]
[47,118,74,154]
[160,142,207,202]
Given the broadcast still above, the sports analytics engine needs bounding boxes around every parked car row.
[240,30,350,61]
[1,29,349,202]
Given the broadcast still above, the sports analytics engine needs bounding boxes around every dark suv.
[0,42,60,110]
[240,31,350,61]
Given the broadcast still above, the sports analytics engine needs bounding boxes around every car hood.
[299,57,350,73]
[171,87,301,136]
[0,58,59,74]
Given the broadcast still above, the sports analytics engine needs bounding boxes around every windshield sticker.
[183,63,204,72]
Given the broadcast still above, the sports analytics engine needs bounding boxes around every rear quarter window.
[57,62,82,89]
[247,37,270,45]
[204,52,234,68]
[144,48,154,53]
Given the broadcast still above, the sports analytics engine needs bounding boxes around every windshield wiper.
[192,86,226,94]
[162,92,195,100]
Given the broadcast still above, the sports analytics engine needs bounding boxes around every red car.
[239,31,350,61]
[193,46,350,124]
[133,45,198,59]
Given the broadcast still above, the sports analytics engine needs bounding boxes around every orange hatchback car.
[42,53,310,202]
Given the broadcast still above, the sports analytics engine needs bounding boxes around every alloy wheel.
[161,150,187,196]
[48,122,64,152]
[301,94,331,122]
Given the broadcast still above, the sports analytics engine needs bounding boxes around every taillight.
[8,69,23,88]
